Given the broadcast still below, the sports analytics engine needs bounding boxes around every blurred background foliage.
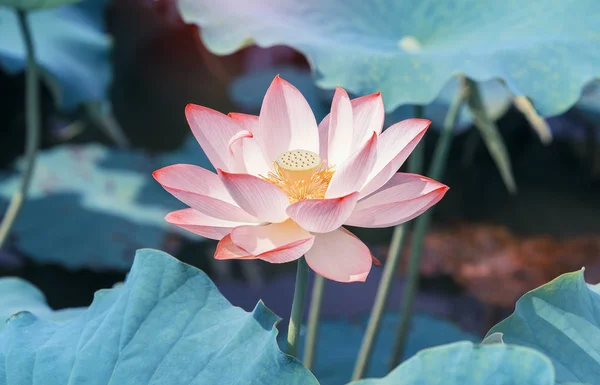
[0,0,599,381]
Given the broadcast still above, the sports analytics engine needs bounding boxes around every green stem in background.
[461,128,480,167]
[303,274,326,369]
[85,102,130,148]
[0,11,40,250]
[428,78,468,180]
[286,257,310,358]
[351,226,408,380]
[388,202,430,368]
[350,104,424,380]
[513,96,552,145]
[465,78,517,194]
[389,78,468,369]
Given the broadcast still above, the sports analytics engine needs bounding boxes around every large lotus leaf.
[0,143,210,271]
[349,341,554,385]
[180,0,600,117]
[0,0,111,109]
[0,277,84,333]
[0,248,318,385]
[293,313,479,385]
[487,270,600,384]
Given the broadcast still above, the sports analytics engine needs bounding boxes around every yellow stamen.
[262,149,335,203]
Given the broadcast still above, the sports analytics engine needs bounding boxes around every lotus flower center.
[276,149,321,182]
[263,149,335,203]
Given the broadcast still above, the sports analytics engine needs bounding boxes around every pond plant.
[0,0,599,384]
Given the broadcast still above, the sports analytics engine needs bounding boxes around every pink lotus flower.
[153,76,448,283]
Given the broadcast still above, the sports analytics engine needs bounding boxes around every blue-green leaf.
[0,278,84,333]
[487,270,600,385]
[0,0,111,109]
[179,0,600,116]
[0,249,318,385]
[349,341,554,385]
[0,0,79,11]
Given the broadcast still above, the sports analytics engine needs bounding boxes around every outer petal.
[214,234,254,260]
[305,227,372,283]
[165,208,249,240]
[242,137,272,177]
[231,220,314,263]
[327,87,354,166]
[185,104,245,171]
[325,132,377,198]
[257,75,319,161]
[350,92,385,152]
[346,173,449,228]
[215,233,312,263]
[360,118,430,198]
[286,192,359,233]
[218,169,290,223]
[153,164,257,222]
[228,112,259,132]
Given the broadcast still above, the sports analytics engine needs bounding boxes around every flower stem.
[465,78,517,194]
[286,256,310,358]
[303,274,325,369]
[352,225,408,380]
[0,10,40,250]
[389,77,467,368]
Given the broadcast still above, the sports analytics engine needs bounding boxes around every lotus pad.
[179,0,600,116]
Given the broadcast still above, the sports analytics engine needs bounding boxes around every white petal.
[257,75,319,161]
[346,173,448,228]
[185,104,244,171]
[327,87,354,166]
[326,132,377,198]
[219,170,289,223]
[360,118,430,198]
[305,228,372,283]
